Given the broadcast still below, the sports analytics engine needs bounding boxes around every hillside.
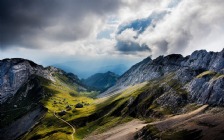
[0,59,94,140]
[82,71,119,92]
[101,49,224,106]
[0,49,224,140]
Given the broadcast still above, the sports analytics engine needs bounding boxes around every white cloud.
[138,0,224,57]
[116,29,138,42]
[1,0,224,69]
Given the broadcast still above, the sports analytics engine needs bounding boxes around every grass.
[134,125,159,139]
[74,116,133,139]
[20,73,97,140]
[21,72,145,140]
[181,103,203,113]
[71,83,148,139]
[196,71,216,78]
[212,73,224,81]
[196,70,224,81]
[12,71,200,140]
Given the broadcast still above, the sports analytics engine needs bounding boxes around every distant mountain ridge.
[53,62,129,78]
[0,49,224,140]
[101,49,224,106]
[0,58,88,139]
[82,71,119,92]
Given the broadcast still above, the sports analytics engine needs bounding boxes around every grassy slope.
[21,73,150,140]
[20,72,144,140]
[18,70,224,140]
[196,70,224,80]
[74,82,147,139]
[20,73,96,140]
[46,71,224,140]
[135,71,224,140]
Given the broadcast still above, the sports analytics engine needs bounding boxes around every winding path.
[85,105,209,140]
[54,111,76,140]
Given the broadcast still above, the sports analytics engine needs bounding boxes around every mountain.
[0,58,89,140]
[99,64,128,75]
[0,58,52,104]
[0,49,224,140]
[88,49,223,139]
[82,71,119,92]
[53,61,129,78]
[101,49,224,105]
[0,58,86,104]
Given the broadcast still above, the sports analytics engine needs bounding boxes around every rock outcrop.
[0,58,85,104]
[101,49,224,106]
[0,106,47,140]
[0,58,53,104]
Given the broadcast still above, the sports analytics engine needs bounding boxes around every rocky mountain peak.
[0,58,53,104]
[181,49,224,71]
[152,54,184,66]
[101,49,224,106]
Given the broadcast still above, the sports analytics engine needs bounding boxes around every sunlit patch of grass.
[196,70,224,81]
[21,112,72,140]
[196,71,216,78]
[41,132,71,140]
[79,91,100,98]
[72,83,149,139]
[23,73,149,140]
[212,73,224,81]
[181,103,203,113]
[22,72,97,140]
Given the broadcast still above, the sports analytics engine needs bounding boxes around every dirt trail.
[54,111,75,140]
[85,119,147,140]
[85,105,208,140]
[149,105,208,131]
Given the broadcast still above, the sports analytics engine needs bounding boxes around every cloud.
[117,10,168,34]
[167,0,182,8]
[0,0,122,49]
[114,28,150,54]
[1,0,224,64]
[114,10,168,54]
[116,41,150,54]
[138,0,224,57]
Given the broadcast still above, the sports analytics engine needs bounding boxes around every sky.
[0,0,224,77]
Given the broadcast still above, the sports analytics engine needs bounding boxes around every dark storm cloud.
[116,41,151,54]
[0,0,122,49]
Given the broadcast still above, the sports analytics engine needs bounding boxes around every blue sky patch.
[117,11,168,36]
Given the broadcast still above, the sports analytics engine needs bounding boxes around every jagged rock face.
[100,55,184,97]
[103,49,224,105]
[186,75,224,105]
[0,58,52,104]
[181,49,224,71]
[0,106,47,140]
